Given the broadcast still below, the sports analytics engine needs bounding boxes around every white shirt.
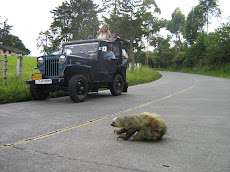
[97,33,107,39]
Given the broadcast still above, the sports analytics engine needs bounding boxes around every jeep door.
[100,42,122,82]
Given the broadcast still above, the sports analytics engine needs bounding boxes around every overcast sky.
[1,0,229,56]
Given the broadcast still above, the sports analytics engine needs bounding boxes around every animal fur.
[111,112,167,141]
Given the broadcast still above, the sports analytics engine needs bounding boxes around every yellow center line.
[0,77,198,151]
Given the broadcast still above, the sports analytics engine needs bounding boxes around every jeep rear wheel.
[30,84,49,100]
[110,74,124,96]
[68,74,88,102]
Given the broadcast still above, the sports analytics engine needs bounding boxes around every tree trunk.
[174,32,178,57]
[145,36,149,67]
[206,13,209,33]
[145,51,149,67]
[130,37,135,65]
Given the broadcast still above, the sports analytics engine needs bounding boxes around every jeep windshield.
[62,42,99,58]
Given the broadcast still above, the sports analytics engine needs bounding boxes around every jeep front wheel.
[68,74,88,102]
[110,74,124,96]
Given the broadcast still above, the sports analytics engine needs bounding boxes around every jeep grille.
[44,56,59,77]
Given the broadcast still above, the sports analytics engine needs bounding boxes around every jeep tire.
[110,74,124,96]
[68,74,88,102]
[30,84,49,100]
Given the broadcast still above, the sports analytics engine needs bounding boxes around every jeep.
[26,38,128,102]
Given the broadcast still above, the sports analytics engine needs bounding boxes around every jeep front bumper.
[26,78,65,86]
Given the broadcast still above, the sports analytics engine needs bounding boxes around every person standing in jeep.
[112,30,120,39]
[96,24,112,39]
[112,30,128,59]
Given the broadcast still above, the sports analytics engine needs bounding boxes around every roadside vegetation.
[156,64,230,79]
[1,0,229,102]
[0,55,161,104]
[0,55,38,103]
[127,67,162,86]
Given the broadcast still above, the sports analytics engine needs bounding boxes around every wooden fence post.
[0,55,7,86]
[16,56,23,77]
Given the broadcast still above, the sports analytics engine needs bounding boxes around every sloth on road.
[111,112,167,141]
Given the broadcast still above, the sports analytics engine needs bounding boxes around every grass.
[0,55,162,104]
[127,66,162,86]
[0,55,39,103]
[157,63,230,79]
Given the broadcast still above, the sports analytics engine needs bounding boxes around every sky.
[1,0,230,56]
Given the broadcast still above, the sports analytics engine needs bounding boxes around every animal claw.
[117,135,122,140]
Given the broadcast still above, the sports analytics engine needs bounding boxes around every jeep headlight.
[37,57,44,66]
[59,55,66,64]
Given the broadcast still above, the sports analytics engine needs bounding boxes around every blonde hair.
[97,24,112,39]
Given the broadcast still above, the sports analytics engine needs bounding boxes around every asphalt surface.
[0,71,230,172]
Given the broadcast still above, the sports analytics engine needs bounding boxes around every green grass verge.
[0,55,39,103]
[0,55,161,104]
[127,66,162,86]
[157,63,230,79]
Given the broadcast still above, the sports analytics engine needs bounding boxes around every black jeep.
[26,38,128,102]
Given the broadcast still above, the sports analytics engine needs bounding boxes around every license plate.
[32,73,42,80]
[35,79,52,84]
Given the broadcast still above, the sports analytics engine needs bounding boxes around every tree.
[141,12,167,67]
[184,1,220,45]
[0,19,30,54]
[167,8,185,55]
[50,0,100,41]
[37,30,57,55]
[199,0,221,33]
[215,21,230,63]
[50,1,72,44]
[150,36,173,67]
[0,19,13,45]
[38,0,100,54]
[184,5,205,45]
[68,0,100,39]
[203,21,230,66]
[10,35,30,53]
[102,0,120,15]
[103,0,160,64]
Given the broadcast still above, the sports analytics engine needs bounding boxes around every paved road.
[0,71,230,172]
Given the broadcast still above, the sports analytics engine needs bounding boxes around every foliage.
[37,0,100,55]
[103,0,161,64]
[157,62,230,79]
[126,66,162,86]
[214,22,230,63]
[135,51,146,65]
[183,5,205,45]
[183,0,221,45]
[0,55,38,103]
[150,36,173,68]
[0,19,30,54]
[182,21,230,69]
[167,8,185,38]
[135,17,230,73]
[2,0,229,103]
[199,0,221,32]
[34,0,228,78]
[167,8,185,55]
[154,19,230,77]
